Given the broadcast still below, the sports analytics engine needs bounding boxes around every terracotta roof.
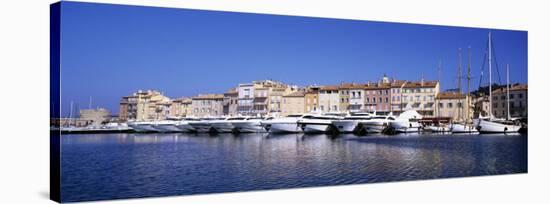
[404,81,438,88]
[283,91,306,97]
[364,83,390,90]
[492,84,528,94]
[339,83,366,90]
[436,92,466,100]
[390,80,407,88]
[320,85,339,91]
[192,94,224,100]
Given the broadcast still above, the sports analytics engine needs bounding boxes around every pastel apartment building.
[318,86,340,112]
[281,91,306,116]
[119,90,171,121]
[492,84,528,118]
[435,92,472,122]
[400,80,439,117]
[191,94,224,117]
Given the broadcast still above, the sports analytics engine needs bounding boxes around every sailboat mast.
[488,32,493,118]
[507,64,510,120]
[69,101,74,127]
[458,48,462,94]
[437,61,442,117]
[457,48,463,121]
[467,46,472,123]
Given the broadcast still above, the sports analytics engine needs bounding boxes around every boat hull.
[475,119,521,133]
[268,123,302,133]
[302,124,330,134]
[153,124,182,132]
[331,120,359,133]
[360,121,388,133]
[129,124,158,132]
[176,123,196,132]
[450,123,479,134]
[232,122,265,133]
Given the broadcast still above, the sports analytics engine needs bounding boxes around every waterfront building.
[389,80,407,114]
[473,94,490,118]
[281,91,306,116]
[400,80,439,117]
[245,80,294,116]
[435,92,472,122]
[223,88,239,116]
[340,83,365,112]
[237,83,254,114]
[170,97,192,117]
[191,94,224,117]
[119,90,171,121]
[304,86,320,113]
[364,78,391,113]
[318,86,340,112]
[492,84,528,118]
[79,108,111,126]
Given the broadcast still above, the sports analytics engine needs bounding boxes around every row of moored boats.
[124,110,522,135]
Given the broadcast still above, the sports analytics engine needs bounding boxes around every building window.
[448,103,453,108]
[373,98,376,103]
[519,94,523,98]
[510,94,514,99]
[385,97,388,103]
[333,105,338,111]
[458,102,462,108]
[439,103,443,108]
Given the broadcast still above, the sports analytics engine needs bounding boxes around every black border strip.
[50,2,61,203]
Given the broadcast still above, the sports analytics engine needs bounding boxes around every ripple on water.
[60,133,527,202]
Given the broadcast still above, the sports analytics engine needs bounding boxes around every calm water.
[61,133,527,202]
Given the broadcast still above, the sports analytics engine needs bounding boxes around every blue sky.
[59,1,527,116]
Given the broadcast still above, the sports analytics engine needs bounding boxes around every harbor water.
[61,132,527,202]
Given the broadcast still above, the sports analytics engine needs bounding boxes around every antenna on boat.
[89,96,92,109]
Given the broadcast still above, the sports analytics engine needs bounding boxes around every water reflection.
[60,132,527,202]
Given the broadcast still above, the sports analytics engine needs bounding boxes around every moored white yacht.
[188,117,222,133]
[358,114,395,133]
[388,110,422,133]
[261,114,308,133]
[331,112,372,133]
[298,114,344,134]
[231,117,266,133]
[153,118,183,133]
[474,117,520,133]
[175,117,200,132]
[450,123,479,134]
[209,117,236,133]
[128,121,158,132]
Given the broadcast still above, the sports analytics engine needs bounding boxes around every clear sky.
[59,1,527,116]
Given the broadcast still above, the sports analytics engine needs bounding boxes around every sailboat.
[451,46,479,133]
[474,32,521,133]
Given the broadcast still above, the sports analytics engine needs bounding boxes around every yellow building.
[281,91,306,116]
[119,90,171,121]
[171,97,192,117]
[435,92,472,122]
[400,80,440,117]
